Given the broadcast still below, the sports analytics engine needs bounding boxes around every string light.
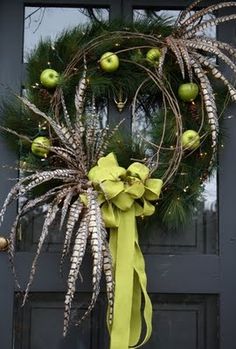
[200,152,208,158]
[183,185,189,192]
[31,82,40,89]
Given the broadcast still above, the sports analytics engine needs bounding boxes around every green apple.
[40,69,59,89]
[31,136,51,157]
[146,48,161,65]
[100,52,119,72]
[178,83,199,102]
[181,130,200,150]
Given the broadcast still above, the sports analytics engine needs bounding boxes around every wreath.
[0,1,236,348]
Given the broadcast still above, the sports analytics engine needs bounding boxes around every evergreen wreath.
[0,1,236,347]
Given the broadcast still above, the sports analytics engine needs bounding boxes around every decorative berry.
[99,52,119,72]
[181,130,200,150]
[178,83,199,102]
[40,69,59,89]
[31,136,51,158]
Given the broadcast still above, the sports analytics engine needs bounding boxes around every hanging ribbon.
[88,153,163,349]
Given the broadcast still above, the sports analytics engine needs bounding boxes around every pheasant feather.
[0,85,123,336]
[63,213,89,336]
[191,58,218,171]
[60,199,84,273]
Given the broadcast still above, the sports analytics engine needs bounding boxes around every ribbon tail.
[129,230,153,348]
[109,207,152,349]
[132,229,153,347]
[109,208,136,349]
[129,271,142,346]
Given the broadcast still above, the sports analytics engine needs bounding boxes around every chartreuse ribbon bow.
[88,153,163,349]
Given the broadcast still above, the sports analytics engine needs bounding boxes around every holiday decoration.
[146,47,161,65]
[181,130,200,150]
[40,68,60,89]
[178,82,199,102]
[0,1,236,348]
[99,52,120,72]
[31,136,51,157]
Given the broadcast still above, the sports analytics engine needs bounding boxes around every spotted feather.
[63,213,89,336]
[60,198,84,273]
[75,191,104,326]
[191,58,218,172]
[183,14,236,39]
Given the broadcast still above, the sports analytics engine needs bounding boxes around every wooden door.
[0,1,236,348]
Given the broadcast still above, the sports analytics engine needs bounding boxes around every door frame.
[0,1,236,348]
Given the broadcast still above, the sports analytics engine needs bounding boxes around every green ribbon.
[88,153,163,349]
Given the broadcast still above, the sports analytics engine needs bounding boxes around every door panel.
[140,205,218,255]
[13,293,218,349]
[14,293,108,349]
[151,295,218,349]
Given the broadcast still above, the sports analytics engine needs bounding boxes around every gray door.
[0,1,236,348]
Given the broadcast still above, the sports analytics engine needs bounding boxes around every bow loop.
[101,180,124,200]
[127,162,150,181]
[124,180,145,199]
[144,178,163,201]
